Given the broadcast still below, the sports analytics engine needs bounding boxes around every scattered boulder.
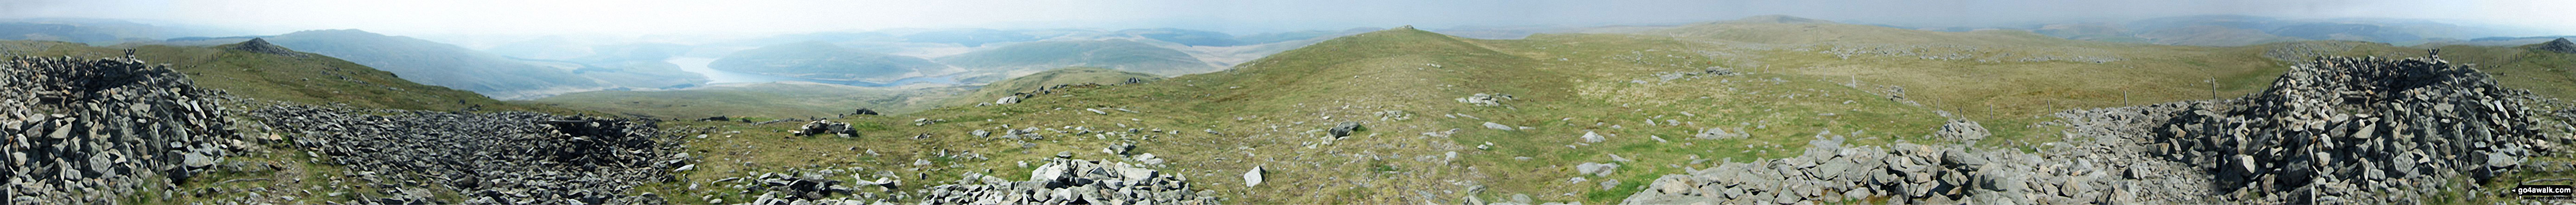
[850,108,880,115]
[1483,122,1516,131]
[1246,166,1266,187]
[794,120,857,137]
[996,95,1023,105]
[1577,162,1620,177]
[1330,122,1362,138]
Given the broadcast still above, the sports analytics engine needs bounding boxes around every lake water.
[670,57,958,86]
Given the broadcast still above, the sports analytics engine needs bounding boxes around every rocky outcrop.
[2,53,241,204]
[1623,54,2559,204]
[920,159,1218,205]
[251,104,687,204]
[2538,38,2576,54]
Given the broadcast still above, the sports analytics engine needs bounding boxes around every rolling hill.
[901,28,1040,47]
[2029,15,2536,46]
[263,29,609,99]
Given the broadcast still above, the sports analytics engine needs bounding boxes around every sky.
[2,0,2572,37]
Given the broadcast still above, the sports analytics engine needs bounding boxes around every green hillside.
[710,41,946,82]
[943,66,1161,106]
[635,26,1961,204]
[264,29,606,99]
[0,40,582,113]
[936,39,1216,76]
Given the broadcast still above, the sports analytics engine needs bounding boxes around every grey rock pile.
[2139,55,2553,203]
[1624,54,2560,204]
[1932,119,1987,142]
[754,172,856,201]
[2,53,241,204]
[920,158,1217,205]
[252,105,688,205]
[2538,38,2576,54]
[713,168,901,205]
[795,120,857,137]
[1623,132,2214,204]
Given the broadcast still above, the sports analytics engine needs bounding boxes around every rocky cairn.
[1623,54,2561,204]
[3,53,241,204]
[227,38,306,57]
[2538,38,2576,54]
[2145,54,2553,203]
[920,158,1217,205]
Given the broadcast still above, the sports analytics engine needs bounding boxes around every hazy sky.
[4,0,2572,37]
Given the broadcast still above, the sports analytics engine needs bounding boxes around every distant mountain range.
[936,40,1215,76]
[0,18,244,45]
[2010,15,2544,46]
